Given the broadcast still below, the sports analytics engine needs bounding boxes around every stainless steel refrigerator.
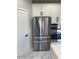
[32,16,51,51]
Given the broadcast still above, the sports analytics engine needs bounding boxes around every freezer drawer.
[33,36,51,51]
[34,41,50,51]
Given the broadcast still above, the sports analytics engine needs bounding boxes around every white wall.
[17,0,32,56]
[32,3,61,25]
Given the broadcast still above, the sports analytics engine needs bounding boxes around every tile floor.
[17,50,52,59]
[17,42,61,59]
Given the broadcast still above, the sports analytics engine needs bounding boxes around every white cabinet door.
[32,4,41,16]
[17,9,31,56]
[42,4,51,16]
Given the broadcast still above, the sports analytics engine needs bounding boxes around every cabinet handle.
[25,34,28,37]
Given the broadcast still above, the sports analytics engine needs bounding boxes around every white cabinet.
[32,4,61,24]
[32,4,41,16]
[42,4,51,16]
[17,8,32,56]
[32,4,51,16]
[17,0,32,56]
[32,4,61,16]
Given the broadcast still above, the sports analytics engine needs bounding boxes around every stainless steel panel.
[33,16,51,36]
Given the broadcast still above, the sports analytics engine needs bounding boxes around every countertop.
[51,42,61,59]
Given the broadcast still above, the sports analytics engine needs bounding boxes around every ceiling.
[32,0,61,3]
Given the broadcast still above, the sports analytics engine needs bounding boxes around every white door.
[17,8,31,56]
